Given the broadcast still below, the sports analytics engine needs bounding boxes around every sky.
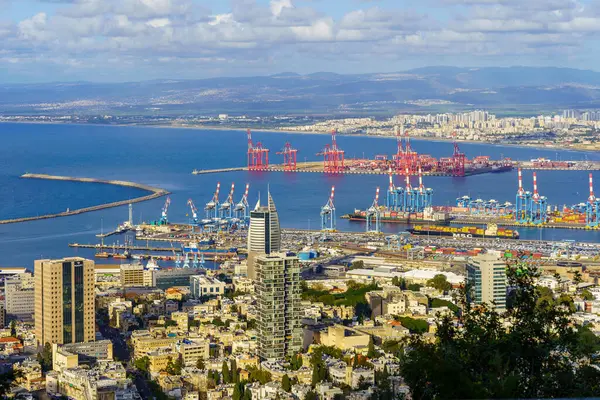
[0,0,599,83]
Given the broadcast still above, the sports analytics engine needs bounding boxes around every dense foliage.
[394,316,429,334]
[401,262,600,399]
[301,280,378,320]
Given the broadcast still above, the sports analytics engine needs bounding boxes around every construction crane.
[366,187,381,234]
[247,129,269,171]
[276,142,298,171]
[187,199,199,224]
[320,186,336,231]
[160,197,171,225]
[234,183,251,227]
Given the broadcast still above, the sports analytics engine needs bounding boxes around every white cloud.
[1,0,599,80]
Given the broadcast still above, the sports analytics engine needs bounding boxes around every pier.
[0,174,169,225]
[191,162,507,177]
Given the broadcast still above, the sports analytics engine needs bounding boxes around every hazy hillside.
[2,66,600,116]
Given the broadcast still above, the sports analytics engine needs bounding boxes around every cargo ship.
[408,223,519,239]
[342,208,452,225]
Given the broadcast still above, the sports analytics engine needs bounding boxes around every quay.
[192,167,246,174]
[0,174,169,225]
[70,242,236,255]
[451,217,596,230]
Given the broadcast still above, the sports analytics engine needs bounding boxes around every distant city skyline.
[1,0,600,83]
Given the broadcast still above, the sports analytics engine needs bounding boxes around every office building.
[255,253,302,360]
[5,273,35,321]
[35,258,95,346]
[466,253,507,311]
[120,263,155,287]
[247,192,281,280]
[154,268,201,290]
[189,275,226,299]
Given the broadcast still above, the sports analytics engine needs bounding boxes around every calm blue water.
[1,122,599,268]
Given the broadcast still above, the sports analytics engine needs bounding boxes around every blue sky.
[0,0,599,83]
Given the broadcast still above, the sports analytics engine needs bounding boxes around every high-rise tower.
[35,257,95,346]
[247,192,281,280]
[255,253,302,360]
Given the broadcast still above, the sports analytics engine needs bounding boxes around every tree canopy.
[400,262,600,399]
[427,274,452,292]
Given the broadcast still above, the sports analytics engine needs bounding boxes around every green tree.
[222,361,231,384]
[230,359,239,383]
[407,283,422,292]
[367,336,378,358]
[165,356,183,375]
[134,356,150,374]
[196,357,206,370]
[37,342,53,372]
[581,289,594,301]
[9,321,16,337]
[400,262,600,399]
[232,382,244,400]
[350,260,365,270]
[282,374,292,392]
[290,353,303,370]
[304,391,318,400]
[0,369,21,398]
[242,388,252,400]
[426,274,452,292]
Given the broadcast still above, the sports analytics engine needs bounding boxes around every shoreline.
[1,120,597,155]
[0,174,169,225]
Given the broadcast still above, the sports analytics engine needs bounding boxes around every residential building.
[255,253,302,360]
[120,263,155,287]
[171,312,189,331]
[190,275,226,298]
[35,257,95,346]
[467,253,507,311]
[320,325,370,351]
[4,273,35,321]
[13,359,44,392]
[176,339,210,367]
[247,192,281,280]
[46,360,139,399]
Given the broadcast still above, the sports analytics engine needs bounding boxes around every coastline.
[0,174,169,225]
[0,119,596,154]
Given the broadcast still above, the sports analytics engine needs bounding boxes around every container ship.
[408,223,519,239]
[342,209,452,225]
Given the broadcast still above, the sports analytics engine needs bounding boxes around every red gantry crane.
[247,129,269,171]
[276,142,298,171]
[317,129,345,173]
[451,132,466,177]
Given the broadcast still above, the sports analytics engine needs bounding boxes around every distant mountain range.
[2,66,600,116]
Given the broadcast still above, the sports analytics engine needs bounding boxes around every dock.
[451,217,596,230]
[0,174,169,225]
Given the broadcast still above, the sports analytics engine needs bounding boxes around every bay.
[0,122,598,268]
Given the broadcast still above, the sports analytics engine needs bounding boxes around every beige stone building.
[34,258,95,346]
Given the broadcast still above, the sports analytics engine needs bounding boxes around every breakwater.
[0,174,169,225]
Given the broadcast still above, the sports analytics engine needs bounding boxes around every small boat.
[95,252,110,258]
